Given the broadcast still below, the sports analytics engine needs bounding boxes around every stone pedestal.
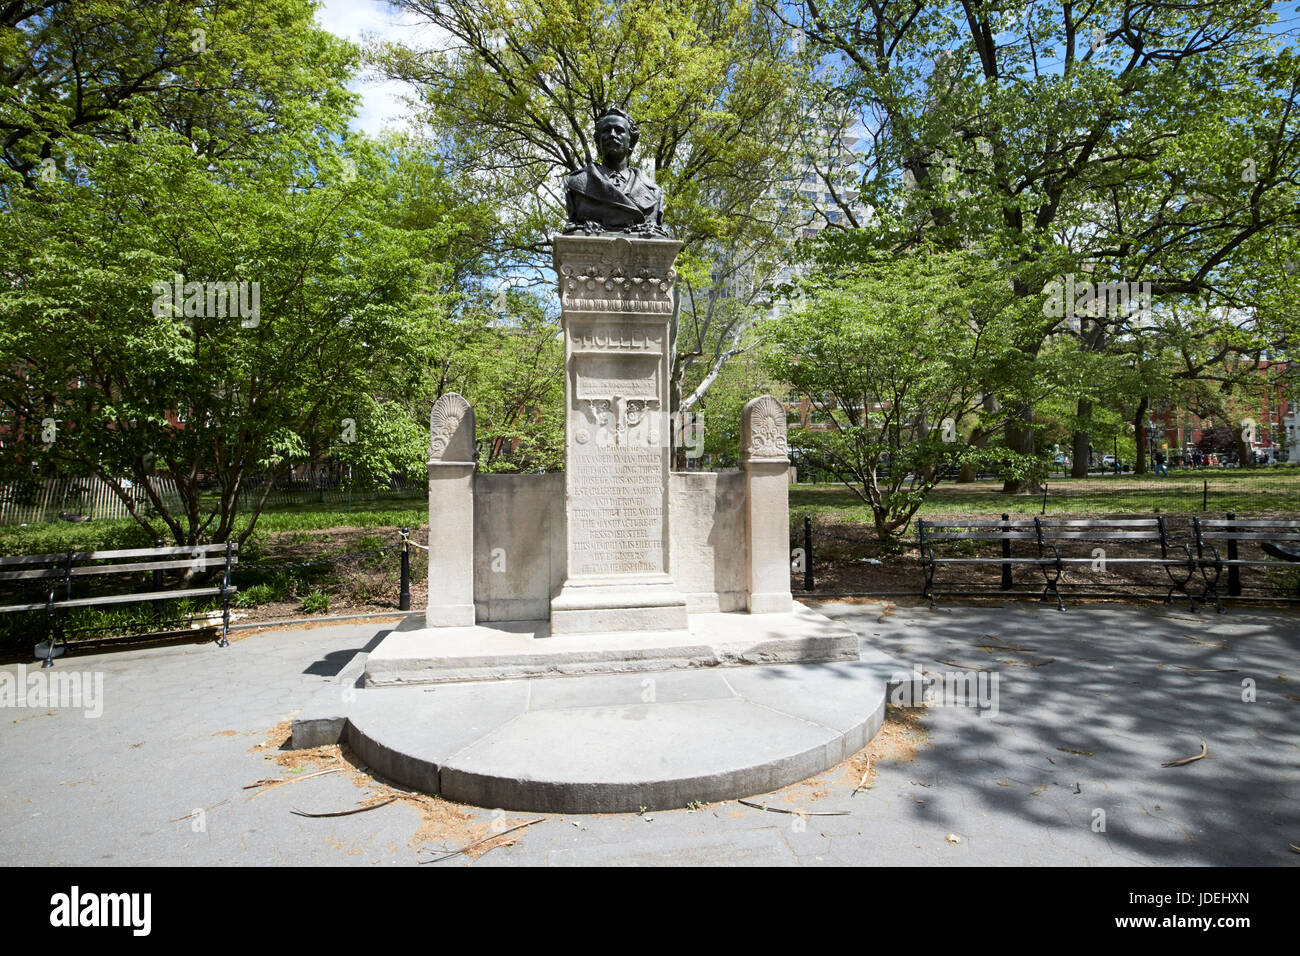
[742,395,795,614]
[549,234,689,636]
[426,393,476,627]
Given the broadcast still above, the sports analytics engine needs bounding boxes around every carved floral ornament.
[560,262,676,300]
[429,392,473,460]
[744,395,789,461]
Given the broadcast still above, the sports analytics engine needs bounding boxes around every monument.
[288,107,904,813]
[550,110,684,632]
[403,105,854,665]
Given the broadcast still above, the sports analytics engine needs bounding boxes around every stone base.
[294,659,912,814]
[548,578,689,636]
[748,591,794,614]
[425,604,476,628]
[364,602,858,686]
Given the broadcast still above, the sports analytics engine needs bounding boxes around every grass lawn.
[791,467,1300,525]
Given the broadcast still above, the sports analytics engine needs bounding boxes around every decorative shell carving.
[429,393,474,461]
[742,394,789,462]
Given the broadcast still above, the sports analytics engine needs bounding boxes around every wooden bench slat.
[926,557,1053,564]
[921,533,1039,541]
[0,556,238,582]
[1037,519,1165,527]
[1055,557,1190,564]
[1199,533,1300,542]
[0,544,237,565]
[920,521,1037,529]
[1198,520,1300,529]
[55,586,235,609]
[1035,531,1167,540]
[0,602,55,613]
[70,558,237,576]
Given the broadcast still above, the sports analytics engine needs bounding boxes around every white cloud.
[316,0,444,136]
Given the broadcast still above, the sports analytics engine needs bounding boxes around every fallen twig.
[737,799,849,816]
[934,659,992,672]
[420,818,546,864]
[246,768,341,799]
[291,796,397,818]
[170,799,229,823]
[1174,666,1237,673]
[1179,634,1226,649]
[852,754,874,796]
[1161,738,1208,768]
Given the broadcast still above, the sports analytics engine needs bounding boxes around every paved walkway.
[1,600,1295,866]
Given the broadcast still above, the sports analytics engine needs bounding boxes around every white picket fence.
[0,476,181,526]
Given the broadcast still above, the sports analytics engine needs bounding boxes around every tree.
[764,248,1039,540]
[0,4,489,545]
[775,0,1300,491]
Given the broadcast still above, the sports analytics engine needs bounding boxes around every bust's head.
[594,106,638,168]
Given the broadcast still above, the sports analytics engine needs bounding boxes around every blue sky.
[317,0,433,135]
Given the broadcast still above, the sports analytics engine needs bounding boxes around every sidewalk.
[1,600,1295,866]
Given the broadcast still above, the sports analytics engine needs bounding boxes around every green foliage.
[298,589,330,615]
[791,0,1300,482]
[232,583,279,609]
[766,249,1043,538]
[0,6,492,546]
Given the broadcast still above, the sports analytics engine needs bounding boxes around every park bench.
[917,516,1042,608]
[1030,517,1195,611]
[0,543,238,666]
[917,515,1196,610]
[1191,515,1300,613]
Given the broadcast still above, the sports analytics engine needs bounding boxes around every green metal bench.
[0,543,238,666]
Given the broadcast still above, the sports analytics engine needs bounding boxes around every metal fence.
[234,475,423,510]
[0,477,181,526]
[1030,472,1298,516]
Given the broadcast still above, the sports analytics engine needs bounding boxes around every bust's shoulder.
[634,168,662,192]
[565,164,598,188]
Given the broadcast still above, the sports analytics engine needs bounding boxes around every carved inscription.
[575,355,658,401]
[572,325,664,352]
[570,446,665,575]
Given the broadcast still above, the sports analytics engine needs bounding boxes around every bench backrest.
[1033,517,1175,541]
[1194,518,1300,545]
[916,518,1038,544]
[0,544,239,583]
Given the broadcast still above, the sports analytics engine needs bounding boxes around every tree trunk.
[1133,396,1149,475]
[959,393,998,482]
[1234,425,1254,468]
[1071,397,1092,477]
[1001,403,1040,493]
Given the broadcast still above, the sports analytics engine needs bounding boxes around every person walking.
[1154,450,1168,476]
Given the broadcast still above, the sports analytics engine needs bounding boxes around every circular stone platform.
[333,662,889,813]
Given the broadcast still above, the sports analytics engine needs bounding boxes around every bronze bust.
[563,107,669,238]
